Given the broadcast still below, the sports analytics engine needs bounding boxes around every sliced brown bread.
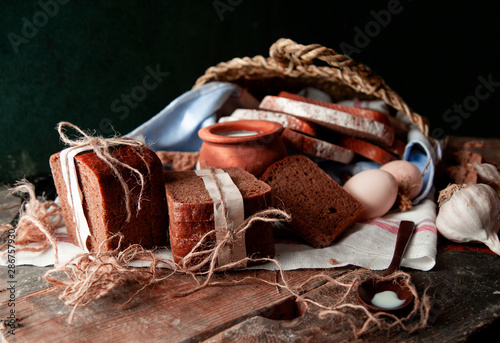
[278,91,391,126]
[164,167,275,263]
[50,145,168,252]
[279,91,411,145]
[383,137,406,158]
[259,95,394,147]
[219,108,318,137]
[338,136,398,165]
[281,128,354,164]
[260,155,365,248]
[277,91,408,158]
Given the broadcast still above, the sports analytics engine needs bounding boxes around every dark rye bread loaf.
[260,155,365,248]
[164,167,275,263]
[50,145,168,252]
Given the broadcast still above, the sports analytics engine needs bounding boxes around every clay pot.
[198,120,287,178]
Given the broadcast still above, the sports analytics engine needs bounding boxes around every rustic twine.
[38,164,291,323]
[43,236,176,324]
[0,180,62,264]
[171,207,291,296]
[57,121,147,222]
[41,207,291,323]
[200,261,430,338]
[171,167,292,296]
[313,270,431,337]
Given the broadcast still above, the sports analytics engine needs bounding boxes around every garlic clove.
[436,183,500,255]
[473,162,500,182]
[473,163,500,197]
[484,232,500,255]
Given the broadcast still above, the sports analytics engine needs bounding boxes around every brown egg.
[380,160,423,200]
[343,169,399,220]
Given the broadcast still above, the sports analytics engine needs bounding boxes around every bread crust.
[281,128,354,164]
[339,136,398,165]
[278,91,391,126]
[50,145,168,252]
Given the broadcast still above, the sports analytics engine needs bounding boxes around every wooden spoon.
[357,220,416,313]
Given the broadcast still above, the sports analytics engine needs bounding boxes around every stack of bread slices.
[219,91,409,166]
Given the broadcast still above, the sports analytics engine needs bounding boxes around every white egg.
[343,169,398,220]
[380,160,423,200]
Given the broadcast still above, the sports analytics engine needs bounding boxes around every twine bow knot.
[57,121,146,222]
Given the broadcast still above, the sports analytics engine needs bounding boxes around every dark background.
[1,0,499,185]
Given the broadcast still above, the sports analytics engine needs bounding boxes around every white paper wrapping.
[194,169,246,266]
[59,146,93,253]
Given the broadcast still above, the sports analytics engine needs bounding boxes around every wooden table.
[2,136,500,342]
[1,241,499,343]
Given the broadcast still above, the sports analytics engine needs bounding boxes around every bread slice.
[385,137,406,157]
[219,108,318,137]
[260,155,364,248]
[281,128,354,164]
[50,145,168,252]
[277,92,407,158]
[278,91,391,126]
[259,95,394,147]
[164,167,275,263]
[338,136,398,165]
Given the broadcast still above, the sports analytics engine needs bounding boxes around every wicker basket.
[193,38,430,142]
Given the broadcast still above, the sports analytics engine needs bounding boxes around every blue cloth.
[403,124,441,204]
[127,82,238,152]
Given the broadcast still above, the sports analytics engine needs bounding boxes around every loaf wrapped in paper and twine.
[55,121,151,253]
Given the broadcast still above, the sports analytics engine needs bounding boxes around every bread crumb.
[329,258,339,265]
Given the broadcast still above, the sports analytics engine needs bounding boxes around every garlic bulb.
[436,183,500,255]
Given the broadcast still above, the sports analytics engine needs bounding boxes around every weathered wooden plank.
[0,268,344,343]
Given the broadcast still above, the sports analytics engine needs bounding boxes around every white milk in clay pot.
[218,130,259,137]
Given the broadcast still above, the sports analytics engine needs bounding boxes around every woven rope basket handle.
[194,38,429,138]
